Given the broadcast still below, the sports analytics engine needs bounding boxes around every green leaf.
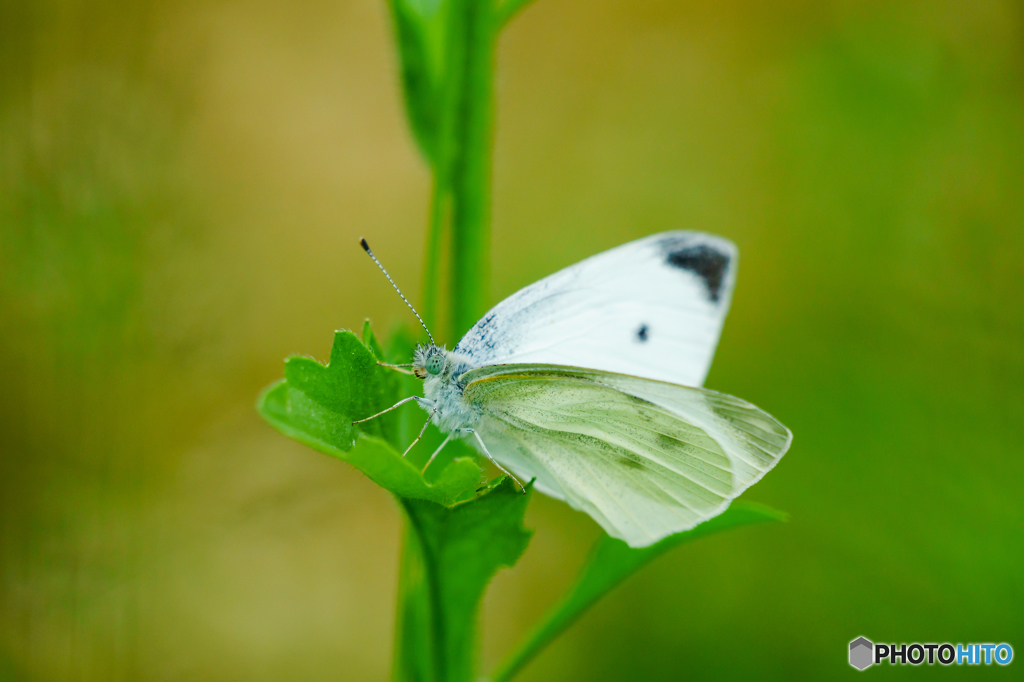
[489,502,788,682]
[256,327,481,506]
[396,477,534,682]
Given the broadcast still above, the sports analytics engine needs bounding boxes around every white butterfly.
[358,232,791,548]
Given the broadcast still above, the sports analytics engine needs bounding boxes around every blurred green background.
[2,0,1022,679]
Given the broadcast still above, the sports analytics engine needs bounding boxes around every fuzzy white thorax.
[414,344,482,434]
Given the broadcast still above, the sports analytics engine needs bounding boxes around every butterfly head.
[412,344,447,380]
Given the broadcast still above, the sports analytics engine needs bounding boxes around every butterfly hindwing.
[454,231,737,388]
[462,364,791,547]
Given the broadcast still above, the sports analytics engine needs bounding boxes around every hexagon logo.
[850,637,874,670]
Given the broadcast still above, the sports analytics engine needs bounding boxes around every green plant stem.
[393,0,509,675]
[397,1,503,680]
[407,500,451,682]
[392,518,435,682]
[444,0,497,340]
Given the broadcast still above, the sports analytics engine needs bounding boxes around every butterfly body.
[414,344,481,434]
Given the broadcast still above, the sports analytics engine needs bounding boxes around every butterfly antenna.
[360,238,436,345]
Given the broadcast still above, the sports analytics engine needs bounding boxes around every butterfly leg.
[421,432,453,474]
[401,409,436,458]
[352,396,431,425]
[466,429,526,494]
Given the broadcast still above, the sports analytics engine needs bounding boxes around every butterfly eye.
[425,355,444,376]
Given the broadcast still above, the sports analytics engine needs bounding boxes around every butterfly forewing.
[462,365,791,547]
[454,231,737,388]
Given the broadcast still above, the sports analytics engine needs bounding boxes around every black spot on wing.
[636,324,649,342]
[665,244,730,302]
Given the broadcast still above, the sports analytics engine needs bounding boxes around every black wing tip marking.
[664,243,730,303]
